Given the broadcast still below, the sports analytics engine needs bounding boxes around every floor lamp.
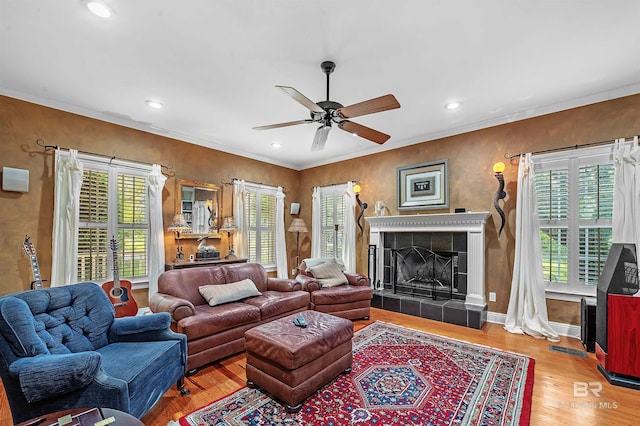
[288,218,308,274]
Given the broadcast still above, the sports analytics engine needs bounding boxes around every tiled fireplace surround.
[366,213,490,329]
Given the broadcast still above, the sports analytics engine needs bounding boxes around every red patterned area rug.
[180,321,534,425]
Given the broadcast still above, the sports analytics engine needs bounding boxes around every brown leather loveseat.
[150,263,309,371]
[296,258,373,320]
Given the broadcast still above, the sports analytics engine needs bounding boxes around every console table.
[165,257,248,270]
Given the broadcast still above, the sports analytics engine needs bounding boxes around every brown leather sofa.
[296,258,373,320]
[149,263,309,371]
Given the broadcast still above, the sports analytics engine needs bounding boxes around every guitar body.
[102,279,138,317]
[104,236,138,317]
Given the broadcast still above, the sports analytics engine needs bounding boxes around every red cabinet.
[602,294,640,378]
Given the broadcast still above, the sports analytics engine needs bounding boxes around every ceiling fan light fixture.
[84,0,114,18]
[311,125,331,152]
[444,101,461,110]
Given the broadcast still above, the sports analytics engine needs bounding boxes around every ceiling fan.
[253,61,400,151]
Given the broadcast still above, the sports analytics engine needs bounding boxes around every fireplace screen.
[392,246,457,300]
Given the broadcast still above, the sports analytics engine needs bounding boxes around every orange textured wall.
[0,95,301,301]
[3,93,640,324]
[299,94,640,324]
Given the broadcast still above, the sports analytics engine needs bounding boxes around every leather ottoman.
[244,310,353,412]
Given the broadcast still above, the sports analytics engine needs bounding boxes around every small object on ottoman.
[244,310,353,412]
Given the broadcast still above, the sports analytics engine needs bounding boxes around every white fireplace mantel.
[366,212,490,307]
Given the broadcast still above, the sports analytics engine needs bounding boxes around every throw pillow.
[307,261,348,288]
[199,279,261,307]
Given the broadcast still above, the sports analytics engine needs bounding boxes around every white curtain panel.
[311,187,322,258]
[232,179,248,258]
[51,149,83,287]
[504,153,559,342]
[612,136,640,247]
[147,164,167,299]
[342,182,357,273]
[275,187,288,278]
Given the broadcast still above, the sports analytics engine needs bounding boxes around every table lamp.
[220,216,238,259]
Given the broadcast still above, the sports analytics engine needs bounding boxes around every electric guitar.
[22,236,45,289]
[102,236,138,317]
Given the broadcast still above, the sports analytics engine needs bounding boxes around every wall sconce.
[353,183,368,237]
[220,216,238,259]
[288,218,308,273]
[493,162,507,238]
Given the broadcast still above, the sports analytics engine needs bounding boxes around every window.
[534,145,614,298]
[245,186,277,267]
[77,162,149,284]
[318,186,346,258]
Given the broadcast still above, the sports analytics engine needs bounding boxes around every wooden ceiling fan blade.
[276,86,325,114]
[252,119,313,130]
[339,121,390,145]
[337,94,400,119]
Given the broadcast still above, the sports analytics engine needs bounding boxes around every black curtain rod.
[311,179,360,189]
[505,135,638,163]
[224,177,287,191]
[36,139,173,172]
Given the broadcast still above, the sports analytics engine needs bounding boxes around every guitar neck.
[112,255,121,288]
[29,255,43,289]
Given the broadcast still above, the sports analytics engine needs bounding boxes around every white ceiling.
[2,1,640,170]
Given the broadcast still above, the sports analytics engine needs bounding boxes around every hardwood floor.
[1,308,637,425]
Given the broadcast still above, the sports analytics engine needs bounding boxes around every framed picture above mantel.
[397,159,449,210]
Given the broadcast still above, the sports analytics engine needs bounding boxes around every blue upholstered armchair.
[0,282,188,424]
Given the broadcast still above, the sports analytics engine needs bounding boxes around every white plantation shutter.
[76,162,151,283]
[117,174,148,279]
[320,192,345,258]
[578,164,614,286]
[536,168,569,284]
[533,146,614,297]
[78,169,109,281]
[245,186,277,267]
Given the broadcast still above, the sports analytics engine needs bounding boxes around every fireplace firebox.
[392,246,457,300]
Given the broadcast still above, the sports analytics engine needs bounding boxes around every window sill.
[545,288,596,302]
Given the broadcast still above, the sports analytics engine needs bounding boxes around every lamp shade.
[168,213,192,232]
[220,216,238,232]
[288,218,308,233]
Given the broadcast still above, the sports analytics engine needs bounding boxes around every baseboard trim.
[487,311,580,339]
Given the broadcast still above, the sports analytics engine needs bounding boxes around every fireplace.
[366,212,490,329]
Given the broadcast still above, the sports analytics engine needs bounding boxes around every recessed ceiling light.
[271,142,282,149]
[444,101,461,110]
[84,1,114,18]
[146,100,163,109]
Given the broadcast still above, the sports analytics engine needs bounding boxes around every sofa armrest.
[296,274,320,292]
[110,312,170,336]
[267,278,302,292]
[10,352,102,403]
[345,273,369,287]
[149,292,196,322]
